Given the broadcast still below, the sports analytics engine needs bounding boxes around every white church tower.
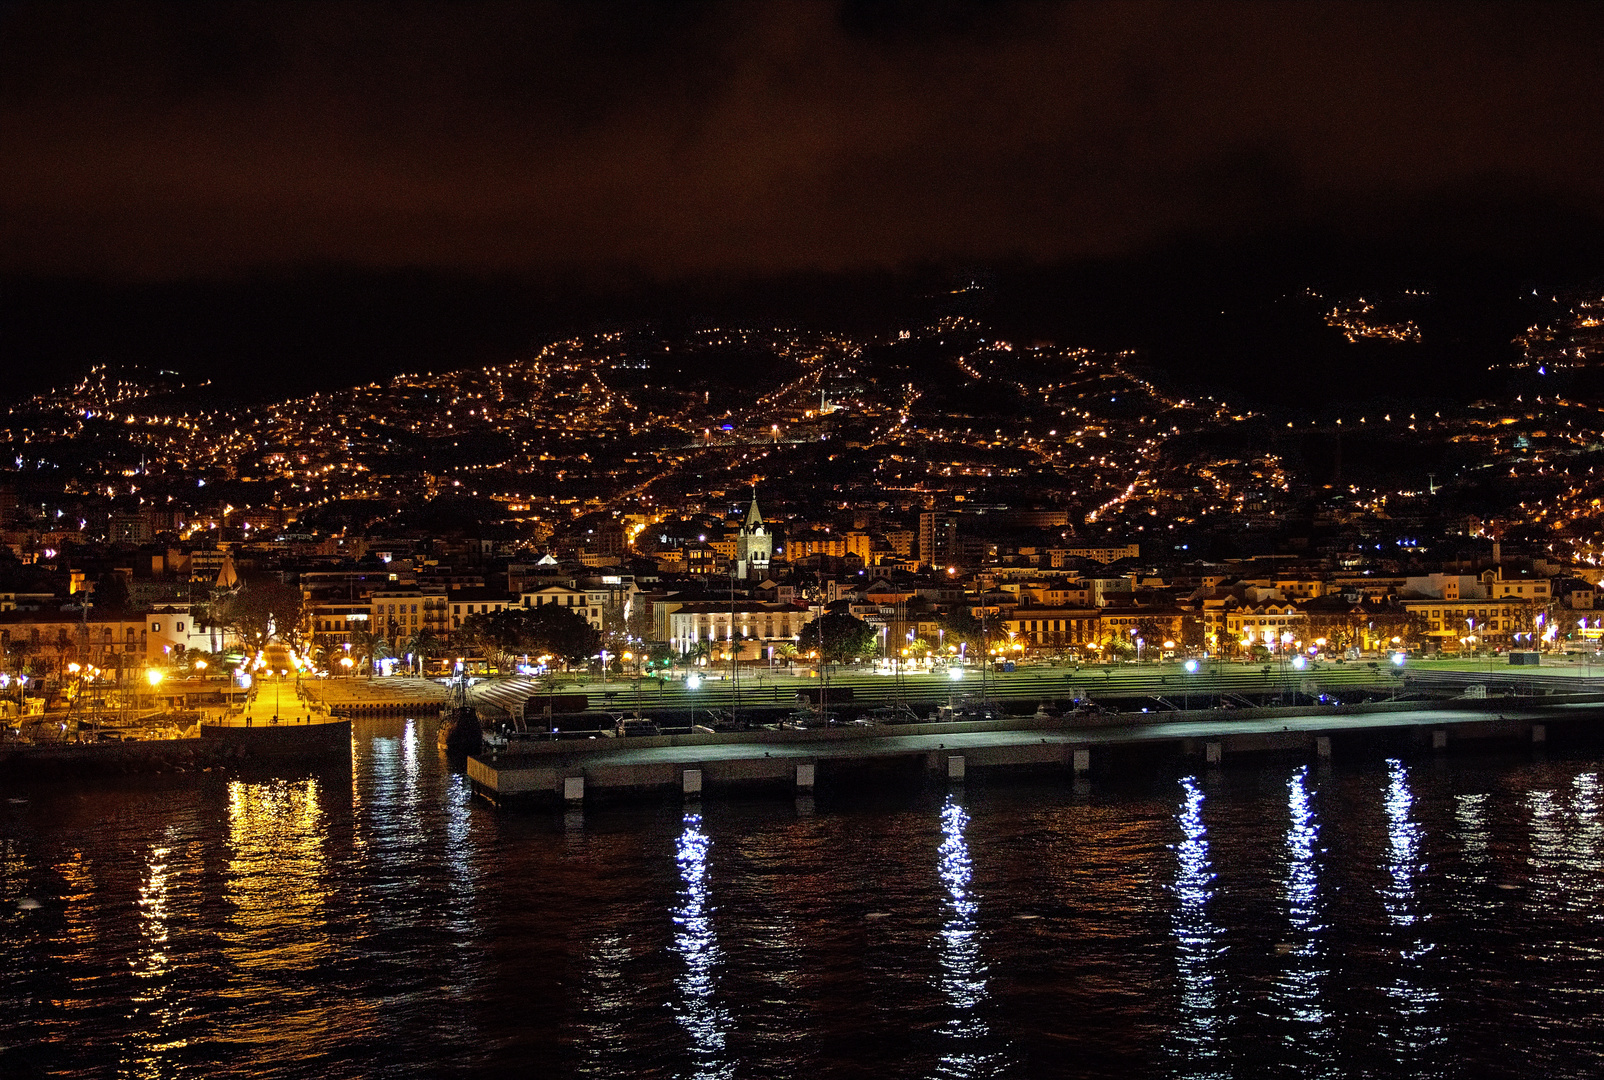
[735,488,772,578]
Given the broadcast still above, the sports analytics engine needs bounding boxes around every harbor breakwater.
[0,720,352,780]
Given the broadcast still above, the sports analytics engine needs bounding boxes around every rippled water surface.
[5,719,1604,1078]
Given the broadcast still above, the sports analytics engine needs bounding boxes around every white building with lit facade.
[668,601,810,662]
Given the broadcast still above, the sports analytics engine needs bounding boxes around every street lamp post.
[1277,631,1294,705]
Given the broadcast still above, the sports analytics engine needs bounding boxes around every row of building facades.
[3,547,1597,688]
[4,490,1602,686]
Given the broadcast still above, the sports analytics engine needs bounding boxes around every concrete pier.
[200,718,351,756]
[465,698,1601,806]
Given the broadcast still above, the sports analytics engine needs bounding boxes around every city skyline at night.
[7,5,1604,1079]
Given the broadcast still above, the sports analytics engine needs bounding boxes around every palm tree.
[348,628,376,679]
[5,638,35,674]
[773,641,799,673]
[371,637,394,678]
[405,628,441,677]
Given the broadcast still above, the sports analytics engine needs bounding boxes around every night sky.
[4,1,1604,397]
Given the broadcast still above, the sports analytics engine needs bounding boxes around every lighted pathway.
[209,683,338,728]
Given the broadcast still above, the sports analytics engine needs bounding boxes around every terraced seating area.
[303,676,448,710]
[468,677,546,719]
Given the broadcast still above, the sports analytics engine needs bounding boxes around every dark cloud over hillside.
[4,1,1604,281]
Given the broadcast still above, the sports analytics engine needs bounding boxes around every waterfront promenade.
[200,655,1604,733]
[320,655,1604,722]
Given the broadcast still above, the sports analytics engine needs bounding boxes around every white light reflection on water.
[931,796,1007,1080]
[1527,787,1563,902]
[441,775,476,922]
[124,833,192,1078]
[1521,771,1604,1075]
[1272,767,1332,1070]
[671,812,733,1080]
[364,721,425,858]
[1383,760,1423,931]
[575,932,640,1077]
[1547,772,1604,926]
[1571,773,1604,923]
[438,773,482,1015]
[1527,773,1604,934]
[1447,792,1493,933]
[1168,776,1227,1080]
[1379,759,1442,1067]
[401,717,420,787]
[1453,793,1489,874]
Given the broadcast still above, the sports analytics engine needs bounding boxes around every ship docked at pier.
[437,669,483,755]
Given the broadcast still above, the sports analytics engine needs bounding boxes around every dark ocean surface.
[3,717,1602,1078]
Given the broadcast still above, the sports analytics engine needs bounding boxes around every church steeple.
[215,547,239,590]
[735,486,771,576]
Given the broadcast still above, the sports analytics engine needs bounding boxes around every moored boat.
[437,670,483,754]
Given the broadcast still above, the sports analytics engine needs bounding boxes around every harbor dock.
[466,695,1602,806]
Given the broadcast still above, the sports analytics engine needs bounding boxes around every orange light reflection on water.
[221,777,342,1061]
